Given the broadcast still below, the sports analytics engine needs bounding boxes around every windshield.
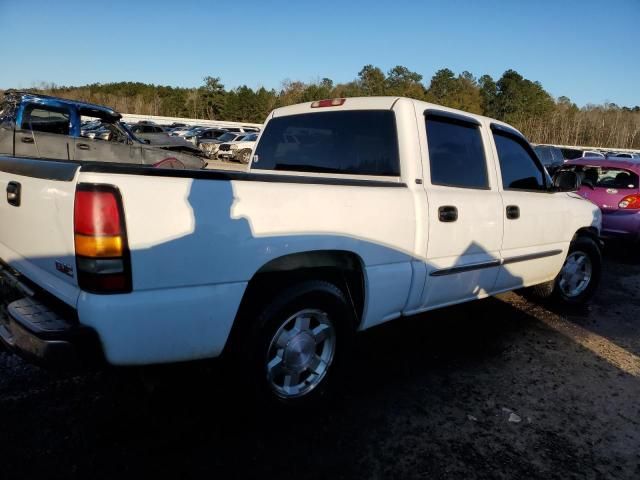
[218,132,238,142]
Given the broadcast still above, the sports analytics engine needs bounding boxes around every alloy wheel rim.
[265,308,336,399]
[559,251,592,298]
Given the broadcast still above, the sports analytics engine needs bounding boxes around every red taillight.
[74,184,131,294]
[75,190,121,236]
[311,98,346,108]
[618,194,640,209]
[153,157,185,169]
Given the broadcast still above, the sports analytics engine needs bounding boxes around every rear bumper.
[0,297,103,368]
[601,210,640,241]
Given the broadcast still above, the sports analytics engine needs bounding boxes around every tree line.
[6,66,640,148]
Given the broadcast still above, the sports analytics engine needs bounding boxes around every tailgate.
[0,156,81,306]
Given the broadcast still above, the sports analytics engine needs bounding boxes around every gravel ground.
[204,158,249,171]
[0,246,638,479]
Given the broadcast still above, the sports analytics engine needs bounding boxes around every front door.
[491,125,569,291]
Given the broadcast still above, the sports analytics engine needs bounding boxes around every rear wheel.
[234,280,354,407]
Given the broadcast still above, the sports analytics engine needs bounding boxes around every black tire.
[531,236,602,305]
[233,280,354,407]
[237,149,252,164]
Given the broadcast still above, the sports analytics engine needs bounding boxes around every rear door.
[14,102,72,160]
[420,111,503,308]
[0,157,81,306]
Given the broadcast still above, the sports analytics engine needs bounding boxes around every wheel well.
[223,251,365,355]
[573,226,600,243]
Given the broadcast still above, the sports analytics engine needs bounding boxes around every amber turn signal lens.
[75,234,123,257]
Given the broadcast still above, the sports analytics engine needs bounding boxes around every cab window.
[426,115,488,189]
[494,131,546,191]
[21,104,70,135]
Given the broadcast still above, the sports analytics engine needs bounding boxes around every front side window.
[426,116,488,189]
[21,104,70,135]
[494,132,546,191]
[253,110,400,176]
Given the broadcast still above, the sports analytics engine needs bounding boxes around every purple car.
[562,158,640,242]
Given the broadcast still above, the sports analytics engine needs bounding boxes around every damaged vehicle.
[127,122,202,154]
[0,91,205,169]
[199,131,247,159]
[217,132,258,163]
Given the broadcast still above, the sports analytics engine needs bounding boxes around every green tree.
[386,65,425,98]
[358,65,386,96]
[200,76,226,119]
[493,69,554,123]
[478,74,497,116]
[426,68,458,105]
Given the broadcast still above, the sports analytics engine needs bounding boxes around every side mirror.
[143,139,151,145]
[552,170,580,192]
[581,178,595,190]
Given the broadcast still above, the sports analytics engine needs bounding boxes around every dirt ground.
[1,246,639,480]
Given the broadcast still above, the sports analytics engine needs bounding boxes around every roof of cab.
[268,96,522,135]
[3,90,121,121]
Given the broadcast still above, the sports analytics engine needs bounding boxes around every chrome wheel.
[558,251,592,298]
[240,150,251,164]
[265,309,336,399]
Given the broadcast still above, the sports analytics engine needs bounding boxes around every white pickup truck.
[0,97,602,405]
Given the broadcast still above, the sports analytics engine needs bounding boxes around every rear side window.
[494,132,546,191]
[21,105,70,135]
[426,116,488,189]
[253,110,400,176]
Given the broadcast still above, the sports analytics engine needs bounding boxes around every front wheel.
[237,149,252,164]
[531,236,602,305]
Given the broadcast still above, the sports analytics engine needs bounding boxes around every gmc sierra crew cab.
[0,96,602,405]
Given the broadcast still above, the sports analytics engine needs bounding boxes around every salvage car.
[217,132,258,163]
[0,92,205,169]
[0,97,602,406]
[128,122,201,154]
[560,158,640,242]
[199,131,246,158]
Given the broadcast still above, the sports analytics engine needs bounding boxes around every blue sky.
[0,0,638,107]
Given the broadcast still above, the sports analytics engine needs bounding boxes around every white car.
[216,133,258,163]
[200,131,247,159]
[0,96,602,406]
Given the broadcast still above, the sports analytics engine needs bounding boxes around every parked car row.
[532,144,640,176]
[123,121,261,164]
